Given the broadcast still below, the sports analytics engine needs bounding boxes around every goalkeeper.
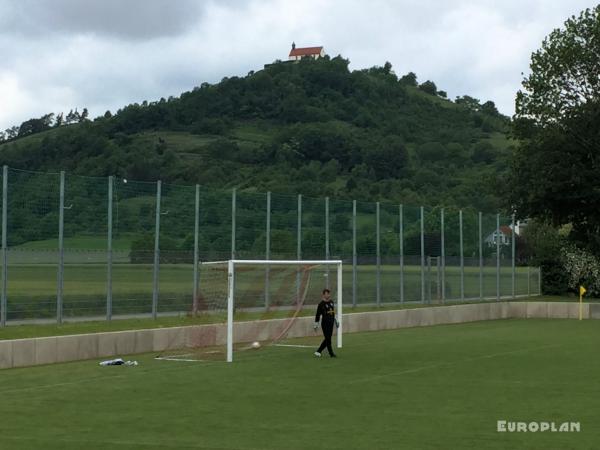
[313,288,338,358]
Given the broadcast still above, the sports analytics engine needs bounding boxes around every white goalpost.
[201,259,343,362]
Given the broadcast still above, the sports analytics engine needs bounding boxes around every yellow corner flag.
[579,286,586,321]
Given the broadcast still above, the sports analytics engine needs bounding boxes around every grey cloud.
[0,0,205,39]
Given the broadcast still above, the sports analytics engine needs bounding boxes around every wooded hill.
[0,56,513,213]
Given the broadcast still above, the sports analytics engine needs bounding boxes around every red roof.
[499,226,513,235]
[289,46,323,57]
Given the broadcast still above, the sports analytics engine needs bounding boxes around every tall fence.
[0,166,540,324]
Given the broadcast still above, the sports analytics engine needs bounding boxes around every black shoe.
[330,354,337,358]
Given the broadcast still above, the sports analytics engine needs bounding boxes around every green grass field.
[15,235,133,251]
[1,319,598,449]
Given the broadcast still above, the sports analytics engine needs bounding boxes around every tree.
[455,95,480,111]
[515,5,600,127]
[399,72,417,86]
[368,135,408,179]
[383,61,393,75]
[471,141,495,164]
[480,101,499,116]
[520,220,567,293]
[5,126,18,139]
[511,103,600,251]
[419,80,437,95]
[17,113,54,137]
[511,5,600,253]
[416,141,446,162]
[79,108,89,122]
[65,110,76,124]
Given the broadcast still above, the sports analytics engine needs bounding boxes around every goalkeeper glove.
[313,322,319,330]
[335,319,340,328]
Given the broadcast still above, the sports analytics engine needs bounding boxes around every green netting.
[481,212,499,299]
[198,187,231,261]
[402,205,422,302]
[462,209,480,301]
[158,182,196,313]
[63,174,109,318]
[499,215,514,298]
[441,207,460,301]
[379,202,401,304]
[421,206,440,303]
[111,178,156,315]
[6,169,60,320]
[355,201,377,305]
[0,169,2,323]
[329,198,353,304]
[301,196,325,260]
[442,207,461,259]
[270,193,297,260]
[0,166,541,324]
[236,191,267,260]
[422,206,442,257]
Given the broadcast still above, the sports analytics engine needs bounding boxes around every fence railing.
[0,166,540,324]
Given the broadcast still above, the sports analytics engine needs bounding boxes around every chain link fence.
[0,166,541,324]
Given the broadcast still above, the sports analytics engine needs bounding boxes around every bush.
[539,259,569,295]
[561,244,600,296]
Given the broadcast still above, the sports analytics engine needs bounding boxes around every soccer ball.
[251,341,261,349]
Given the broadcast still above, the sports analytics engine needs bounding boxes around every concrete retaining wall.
[0,301,590,369]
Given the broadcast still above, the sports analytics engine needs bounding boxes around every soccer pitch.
[1,319,598,449]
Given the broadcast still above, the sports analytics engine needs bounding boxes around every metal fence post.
[512,213,516,299]
[56,171,65,324]
[297,194,302,260]
[436,256,441,301]
[376,201,381,307]
[1,166,7,326]
[152,180,161,319]
[352,200,357,308]
[325,196,330,288]
[420,206,425,303]
[399,204,404,304]
[231,188,236,259]
[496,213,500,301]
[527,266,531,298]
[192,184,200,315]
[265,191,271,308]
[459,209,464,302]
[440,208,445,303]
[427,256,432,303]
[479,212,483,301]
[325,196,330,260]
[106,176,113,321]
[297,194,302,301]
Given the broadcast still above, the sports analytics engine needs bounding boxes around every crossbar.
[201,259,343,266]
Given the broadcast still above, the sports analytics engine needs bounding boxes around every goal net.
[156,259,343,362]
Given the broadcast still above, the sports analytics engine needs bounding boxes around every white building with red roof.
[288,42,325,61]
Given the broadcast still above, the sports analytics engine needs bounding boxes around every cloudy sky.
[0,0,594,131]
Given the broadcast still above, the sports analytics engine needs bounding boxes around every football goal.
[157,259,343,362]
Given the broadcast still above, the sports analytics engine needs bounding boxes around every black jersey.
[315,300,336,324]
